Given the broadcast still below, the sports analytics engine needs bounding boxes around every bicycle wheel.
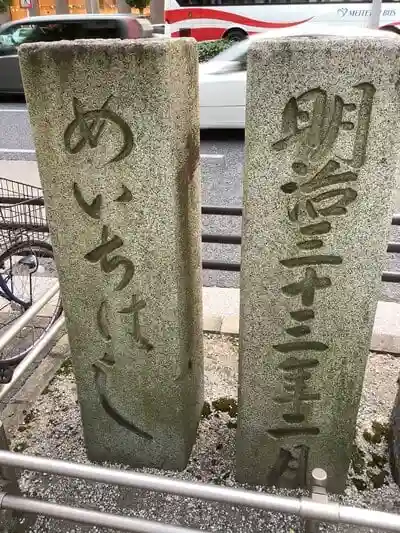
[0,240,62,366]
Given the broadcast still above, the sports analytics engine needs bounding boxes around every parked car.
[0,14,161,94]
[198,23,399,129]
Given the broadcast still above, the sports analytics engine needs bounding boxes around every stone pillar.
[19,37,203,471]
[237,32,400,493]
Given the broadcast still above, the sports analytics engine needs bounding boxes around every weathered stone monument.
[19,37,203,470]
[237,31,400,492]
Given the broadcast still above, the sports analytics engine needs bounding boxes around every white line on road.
[0,148,35,154]
[200,154,224,160]
[0,108,27,113]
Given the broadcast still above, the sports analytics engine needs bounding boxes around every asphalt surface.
[1,99,400,298]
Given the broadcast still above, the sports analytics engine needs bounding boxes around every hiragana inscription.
[85,225,134,291]
[119,294,153,352]
[97,300,111,341]
[64,96,134,164]
[93,359,153,440]
[73,182,101,219]
[72,179,154,438]
[268,82,375,486]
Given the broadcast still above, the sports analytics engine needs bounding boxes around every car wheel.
[223,28,247,42]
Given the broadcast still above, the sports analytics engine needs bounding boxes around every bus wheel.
[223,28,247,41]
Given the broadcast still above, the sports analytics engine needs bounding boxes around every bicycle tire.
[0,239,62,368]
[0,241,51,306]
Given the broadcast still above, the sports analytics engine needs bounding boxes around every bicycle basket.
[0,178,49,254]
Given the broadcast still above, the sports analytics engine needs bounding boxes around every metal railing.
[1,443,400,532]
[0,282,64,393]
[0,315,64,403]
[3,203,397,282]
[201,206,400,282]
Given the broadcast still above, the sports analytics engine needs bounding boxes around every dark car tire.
[223,28,248,42]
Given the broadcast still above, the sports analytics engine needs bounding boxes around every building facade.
[7,0,150,21]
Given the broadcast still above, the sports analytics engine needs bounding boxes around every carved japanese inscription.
[268,83,375,488]
[64,96,134,164]
[68,99,153,439]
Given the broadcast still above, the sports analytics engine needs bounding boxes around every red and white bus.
[163,0,400,41]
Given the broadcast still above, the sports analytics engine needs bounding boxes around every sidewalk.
[0,160,40,187]
[203,288,400,355]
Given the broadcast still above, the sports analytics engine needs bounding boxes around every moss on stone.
[352,477,368,491]
[369,471,387,489]
[367,452,387,470]
[212,397,238,417]
[363,421,390,444]
[351,445,365,476]
[201,401,212,418]
[57,358,73,376]
[23,409,35,425]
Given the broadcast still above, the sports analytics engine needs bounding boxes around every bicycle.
[0,178,62,383]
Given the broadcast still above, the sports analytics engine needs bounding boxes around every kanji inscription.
[267,83,375,487]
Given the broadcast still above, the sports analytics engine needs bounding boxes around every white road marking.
[0,149,35,154]
[200,154,224,160]
[0,108,27,113]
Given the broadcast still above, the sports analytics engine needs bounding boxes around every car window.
[0,19,122,56]
[0,22,78,55]
[77,20,121,39]
[0,24,37,54]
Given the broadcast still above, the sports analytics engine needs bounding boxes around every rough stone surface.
[18,38,203,470]
[237,35,400,493]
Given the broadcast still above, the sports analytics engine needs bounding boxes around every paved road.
[1,100,400,299]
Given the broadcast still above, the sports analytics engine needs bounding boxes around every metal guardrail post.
[1,495,207,533]
[0,282,59,358]
[0,422,25,533]
[304,468,328,533]
[0,315,65,403]
[0,451,400,530]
